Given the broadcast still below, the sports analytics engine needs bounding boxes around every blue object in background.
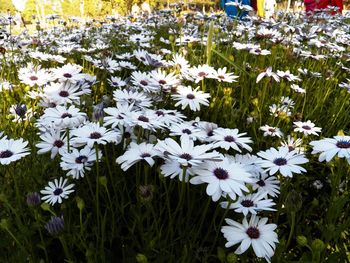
[222,0,251,19]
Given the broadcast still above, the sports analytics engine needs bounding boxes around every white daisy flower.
[0,137,30,165]
[260,125,283,138]
[251,173,280,198]
[172,86,210,112]
[310,136,350,163]
[293,120,322,136]
[220,192,276,216]
[70,122,121,148]
[221,215,278,262]
[116,142,158,171]
[257,147,308,177]
[40,177,75,205]
[36,128,67,159]
[60,145,101,179]
[190,157,253,202]
[211,128,253,152]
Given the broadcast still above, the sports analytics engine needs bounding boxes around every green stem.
[286,211,296,248]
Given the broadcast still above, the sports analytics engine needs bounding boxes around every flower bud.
[285,189,302,213]
[45,216,64,236]
[26,192,41,206]
[136,253,148,263]
[99,176,107,187]
[41,202,51,211]
[76,197,85,211]
[296,235,308,247]
[226,252,238,263]
[311,239,325,252]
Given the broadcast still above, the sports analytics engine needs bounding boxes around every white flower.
[70,122,121,148]
[116,142,158,171]
[40,177,75,205]
[60,145,101,179]
[310,136,350,163]
[257,147,308,177]
[221,215,278,262]
[36,128,67,159]
[190,157,253,202]
[293,120,322,136]
[260,125,283,138]
[0,137,30,165]
[220,192,276,216]
[256,67,280,83]
[251,173,280,198]
[172,86,210,112]
[211,128,253,152]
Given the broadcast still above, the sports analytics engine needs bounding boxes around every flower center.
[14,105,27,117]
[268,128,276,132]
[273,157,287,166]
[257,179,266,187]
[90,132,102,139]
[138,115,149,122]
[198,71,206,77]
[30,76,38,81]
[186,94,195,100]
[182,129,192,135]
[75,155,88,164]
[207,130,214,137]
[63,73,72,78]
[301,125,311,130]
[59,90,69,97]
[53,140,64,148]
[140,80,148,86]
[141,153,151,158]
[179,153,192,161]
[224,135,235,142]
[61,113,72,118]
[241,199,254,207]
[336,140,350,149]
[0,150,13,158]
[246,227,260,239]
[213,168,229,180]
[159,80,166,85]
[155,110,164,116]
[53,188,63,196]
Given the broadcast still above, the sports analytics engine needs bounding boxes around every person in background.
[316,0,343,13]
[257,0,265,17]
[264,0,276,18]
[304,0,317,14]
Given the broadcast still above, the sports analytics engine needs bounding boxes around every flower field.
[0,8,350,263]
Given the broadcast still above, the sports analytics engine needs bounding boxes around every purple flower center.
[59,90,69,97]
[182,129,192,135]
[273,158,287,166]
[268,128,276,132]
[75,155,88,164]
[301,125,311,130]
[213,168,229,180]
[159,80,167,85]
[53,188,63,196]
[61,113,72,118]
[241,199,254,207]
[140,153,151,158]
[140,80,148,86]
[336,140,350,149]
[138,115,149,122]
[186,94,195,100]
[53,140,64,148]
[30,76,38,81]
[90,132,102,139]
[198,72,206,77]
[246,227,260,239]
[0,150,13,158]
[63,73,72,78]
[257,179,266,187]
[155,110,164,116]
[179,153,192,161]
[224,135,235,142]
[207,130,214,137]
